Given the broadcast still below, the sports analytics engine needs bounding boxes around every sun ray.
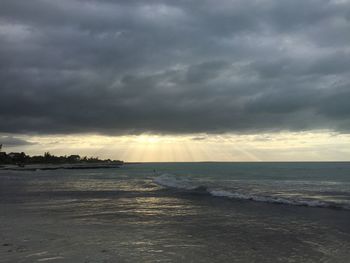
[5,131,350,162]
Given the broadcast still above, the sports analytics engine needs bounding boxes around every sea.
[1,162,350,262]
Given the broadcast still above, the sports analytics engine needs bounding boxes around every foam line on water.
[154,174,350,210]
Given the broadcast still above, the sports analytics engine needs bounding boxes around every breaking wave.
[154,173,199,190]
[154,174,350,210]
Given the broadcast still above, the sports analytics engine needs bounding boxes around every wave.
[154,173,200,190]
[154,174,350,210]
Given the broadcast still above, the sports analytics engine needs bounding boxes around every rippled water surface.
[1,163,350,262]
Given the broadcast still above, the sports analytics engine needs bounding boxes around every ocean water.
[1,162,350,262]
[153,162,350,209]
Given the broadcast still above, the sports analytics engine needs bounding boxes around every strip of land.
[0,163,122,171]
[0,146,123,171]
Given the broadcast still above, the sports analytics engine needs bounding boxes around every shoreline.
[0,163,122,171]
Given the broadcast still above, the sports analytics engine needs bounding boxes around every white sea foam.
[154,174,350,210]
[208,189,332,208]
[154,174,198,190]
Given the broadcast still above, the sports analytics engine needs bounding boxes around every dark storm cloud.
[0,0,350,135]
[0,135,34,147]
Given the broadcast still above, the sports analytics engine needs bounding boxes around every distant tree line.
[0,147,123,166]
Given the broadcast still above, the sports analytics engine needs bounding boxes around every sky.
[1,0,350,161]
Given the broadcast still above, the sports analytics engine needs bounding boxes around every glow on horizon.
[2,130,350,162]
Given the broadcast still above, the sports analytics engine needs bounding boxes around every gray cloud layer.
[0,0,350,135]
[0,135,34,147]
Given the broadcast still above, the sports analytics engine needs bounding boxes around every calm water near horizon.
[1,162,350,262]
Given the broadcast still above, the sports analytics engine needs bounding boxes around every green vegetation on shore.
[0,144,123,166]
